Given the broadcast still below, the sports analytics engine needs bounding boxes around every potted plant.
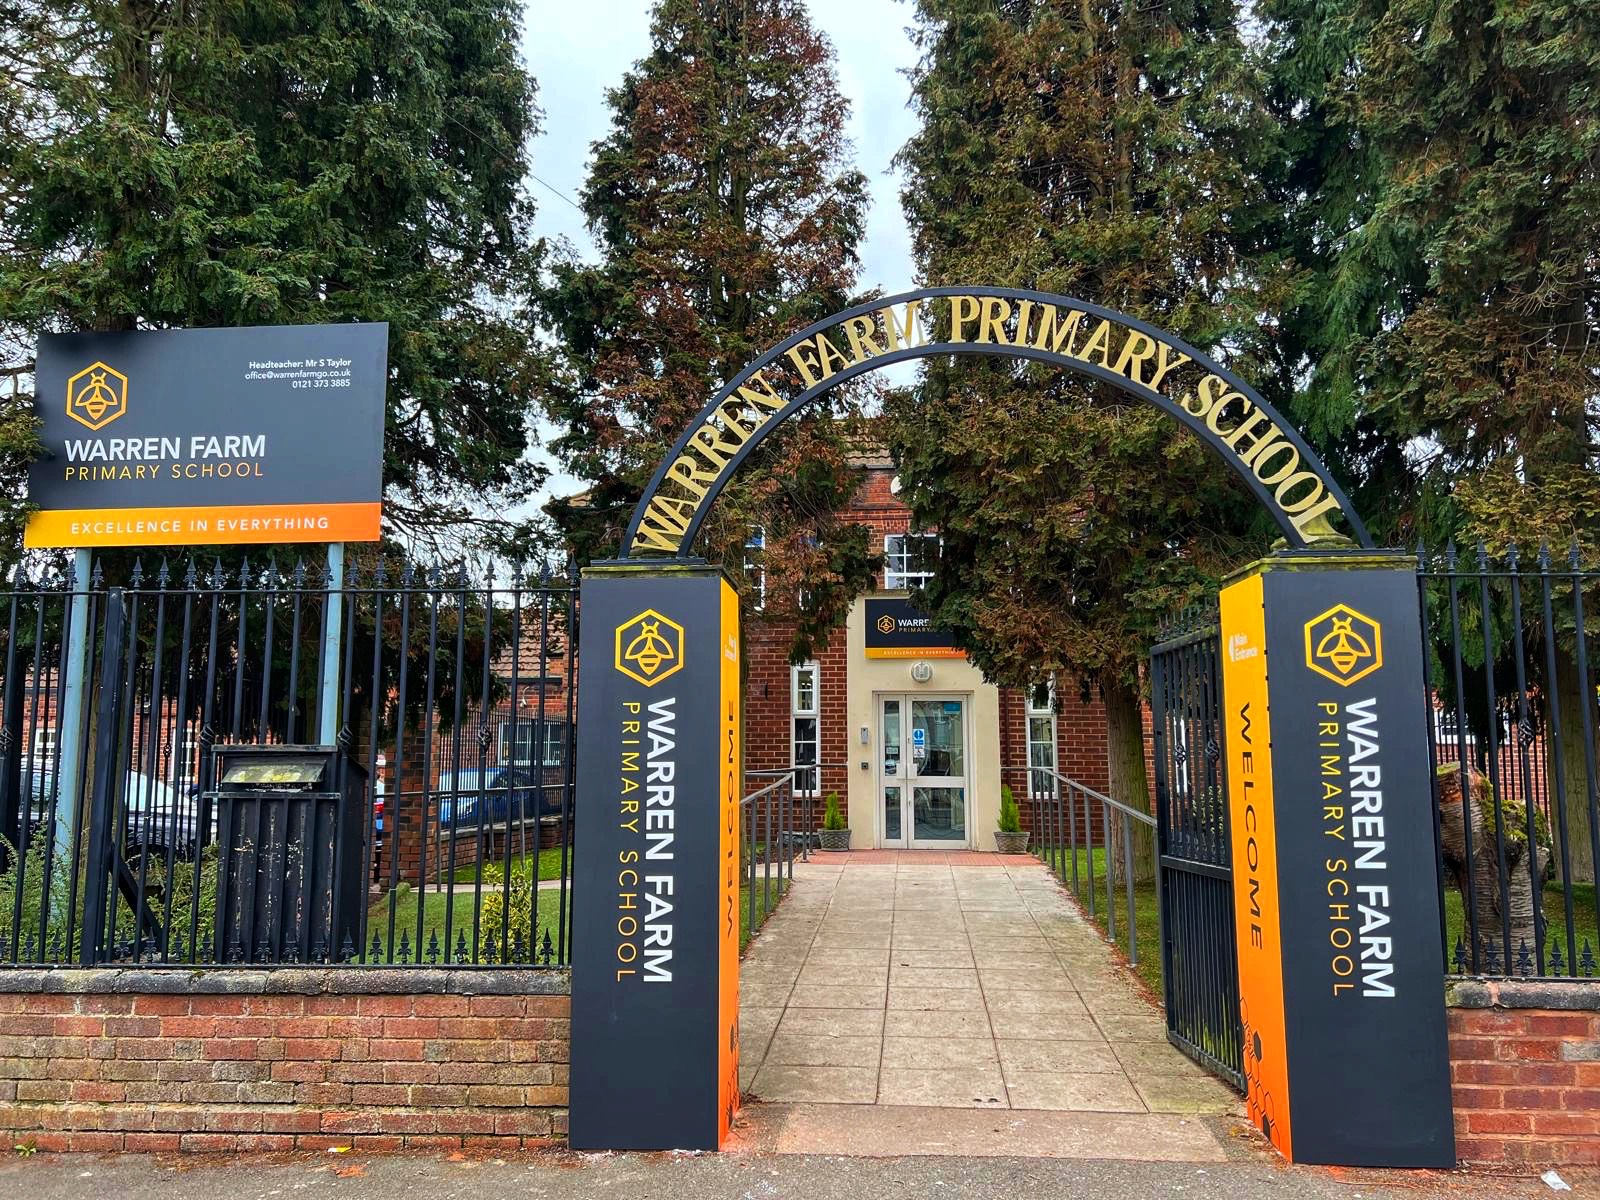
[818,791,850,850]
[995,784,1029,853]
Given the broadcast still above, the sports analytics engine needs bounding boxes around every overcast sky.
[519,0,923,510]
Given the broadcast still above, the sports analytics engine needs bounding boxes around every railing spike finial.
[1537,540,1551,571]
[1475,540,1489,571]
[130,556,144,587]
[1444,540,1458,570]
[1571,539,1584,571]
[1506,542,1520,571]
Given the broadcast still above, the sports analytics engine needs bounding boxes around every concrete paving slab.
[749,1063,878,1104]
[763,1030,882,1068]
[744,1102,1230,1160]
[878,1065,1008,1107]
[773,1007,885,1038]
[737,854,1242,1154]
[787,983,887,1009]
[886,984,987,1011]
[985,988,1090,1016]
[881,1034,999,1070]
[1003,1070,1148,1113]
[996,1038,1125,1075]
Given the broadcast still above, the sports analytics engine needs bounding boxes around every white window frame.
[29,726,57,765]
[744,525,767,611]
[884,532,939,590]
[499,719,567,768]
[1026,678,1057,799]
[791,661,820,794]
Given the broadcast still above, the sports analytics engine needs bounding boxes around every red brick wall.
[742,616,849,833]
[0,969,570,1153]
[1447,980,1600,1167]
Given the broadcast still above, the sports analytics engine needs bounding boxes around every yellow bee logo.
[615,609,685,687]
[876,614,897,635]
[66,361,128,431]
[1304,604,1382,686]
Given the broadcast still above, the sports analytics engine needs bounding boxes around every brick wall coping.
[1447,977,1600,1011]
[0,966,570,997]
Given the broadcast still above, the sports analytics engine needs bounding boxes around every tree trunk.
[1438,763,1547,966]
[1104,675,1155,884]
[1550,650,1597,884]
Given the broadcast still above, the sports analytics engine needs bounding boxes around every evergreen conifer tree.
[540,0,876,654]
[0,0,545,560]
[892,0,1296,837]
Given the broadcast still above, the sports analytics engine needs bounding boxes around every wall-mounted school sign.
[1218,552,1454,1168]
[570,565,741,1151]
[619,286,1373,561]
[25,323,387,547]
[865,597,964,659]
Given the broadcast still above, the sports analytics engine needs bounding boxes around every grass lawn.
[362,867,795,963]
[447,845,569,885]
[1440,878,1598,973]
[741,878,790,951]
[366,882,569,964]
[1040,844,1600,987]
[1041,845,1162,994]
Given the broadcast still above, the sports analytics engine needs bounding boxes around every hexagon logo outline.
[66,361,128,431]
[1303,603,1383,687]
[876,614,897,635]
[614,608,685,687]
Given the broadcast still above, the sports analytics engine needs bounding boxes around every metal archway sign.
[621,286,1371,557]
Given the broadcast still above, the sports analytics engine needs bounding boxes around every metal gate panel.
[1150,610,1243,1089]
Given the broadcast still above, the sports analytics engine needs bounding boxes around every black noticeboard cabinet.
[210,745,368,963]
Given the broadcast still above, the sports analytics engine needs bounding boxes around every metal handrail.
[1002,764,1157,968]
[738,773,798,944]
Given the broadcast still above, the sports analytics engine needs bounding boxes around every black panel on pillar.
[569,565,740,1152]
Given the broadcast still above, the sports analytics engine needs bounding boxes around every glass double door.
[879,694,969,848]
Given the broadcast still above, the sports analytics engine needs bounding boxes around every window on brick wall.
[1026,678,1057,798]
[884,532,939,590]
[29,725,56,766]
[744,526,766,610]
[499,720,567,767]
[791,661,819,793]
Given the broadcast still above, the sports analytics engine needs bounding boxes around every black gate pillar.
[569,563,742,1151]
[1217,550,1454,1167]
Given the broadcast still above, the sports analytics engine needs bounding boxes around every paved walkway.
[738,854,1240,1128]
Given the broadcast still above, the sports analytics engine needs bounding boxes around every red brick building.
[739,446,1114,849]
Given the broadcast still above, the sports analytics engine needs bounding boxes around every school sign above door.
[25,323,387,547]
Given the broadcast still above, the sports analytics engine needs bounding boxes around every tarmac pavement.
[0,1148,1580,1200]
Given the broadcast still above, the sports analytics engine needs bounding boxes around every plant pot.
[994,830,1029,854]
[817,827,851,851]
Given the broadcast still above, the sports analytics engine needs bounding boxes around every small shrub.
[478,863,535,954]
[998,784,1022,834]
[822,791,846,831]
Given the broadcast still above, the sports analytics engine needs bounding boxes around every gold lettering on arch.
[628,292,1356,555]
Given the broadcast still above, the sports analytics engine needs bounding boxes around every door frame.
[874,691,973,850]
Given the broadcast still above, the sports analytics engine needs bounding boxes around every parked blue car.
[436,767,546,828]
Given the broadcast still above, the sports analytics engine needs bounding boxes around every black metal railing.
[1419,543,1600,980]
[740,771,804,946]
[0,557,578,969]
[1005,764,1157,968]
